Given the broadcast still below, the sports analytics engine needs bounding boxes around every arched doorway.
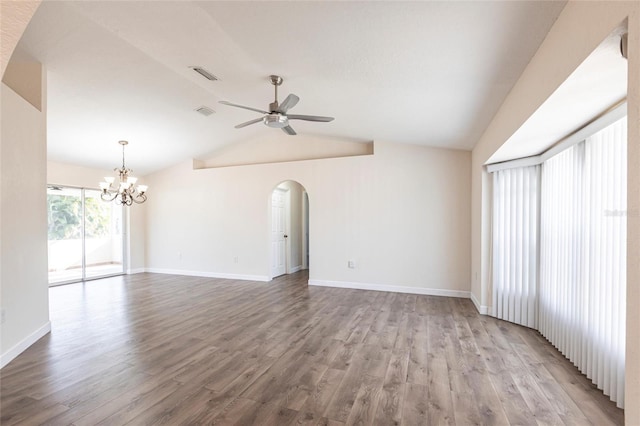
[269,180,309,279]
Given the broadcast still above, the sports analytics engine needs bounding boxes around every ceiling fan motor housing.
[264,113,288,128]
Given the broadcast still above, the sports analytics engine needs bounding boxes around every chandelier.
[99,140,148,205]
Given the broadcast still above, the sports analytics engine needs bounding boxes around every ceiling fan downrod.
[269,75,283,112]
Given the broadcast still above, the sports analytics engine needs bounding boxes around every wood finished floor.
[0,272,624,425]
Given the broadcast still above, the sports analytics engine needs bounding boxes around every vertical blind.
[491,116,627,408]
[539,117,627,408]
[492,165,540,328]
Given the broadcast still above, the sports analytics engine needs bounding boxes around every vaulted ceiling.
[12,1,567,174]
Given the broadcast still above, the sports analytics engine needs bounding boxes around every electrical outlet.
[348,260,356,269]
[234,256,239,264]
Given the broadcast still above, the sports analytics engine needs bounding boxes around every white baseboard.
[145,268,270,282]
[470,291,490,315]
[1,321,51,369]
[288,265,303,274]
[127,268,145,275]
[308,279,470,299]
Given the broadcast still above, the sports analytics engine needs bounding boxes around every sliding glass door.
[84,189,124,279]
[47,187,84,283]
[47,186,124,285]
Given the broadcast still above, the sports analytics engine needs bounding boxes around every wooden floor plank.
[295,367,345,423]
[0,271,624,425]
[401,382,429,425]
[174,389,237,426]
[73,377,182,426]
[344,374,383,426]
[323,346,374,422]
[374,382,405,426]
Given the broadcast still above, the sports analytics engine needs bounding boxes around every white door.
[271,188,287,278]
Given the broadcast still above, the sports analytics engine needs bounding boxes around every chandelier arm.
[100,191,118,202]
[132,193,147,204]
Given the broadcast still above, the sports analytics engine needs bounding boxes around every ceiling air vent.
[195,106,215,116]
[190,66,219,81]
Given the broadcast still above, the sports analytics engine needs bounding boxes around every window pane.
[84,189,124,279]
[47,187,83,283]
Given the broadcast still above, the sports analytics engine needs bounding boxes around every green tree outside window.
[47,194,111,240]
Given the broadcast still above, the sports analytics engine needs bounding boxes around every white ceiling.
[12,1,567,175]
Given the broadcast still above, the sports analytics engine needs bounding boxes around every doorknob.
[284,234,288,238]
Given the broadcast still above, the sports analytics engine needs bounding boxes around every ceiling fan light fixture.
[264,114,289,128]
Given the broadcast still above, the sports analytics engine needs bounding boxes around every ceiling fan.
[219,75,334,135]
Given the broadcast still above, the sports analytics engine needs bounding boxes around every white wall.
[201,134,373,168]
[626,6,640,423]
[145,140,471,296]
[470,2,640,422]
[0,72,50,367]
[47,161,146,273]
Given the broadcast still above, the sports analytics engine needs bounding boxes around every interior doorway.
[270,181,309,279]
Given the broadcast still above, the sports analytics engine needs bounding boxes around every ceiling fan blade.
[235,117,263,129]
[277,94,299,113]
[219,100,268,115]
[287,114,334,122]
[282,125,297,135]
